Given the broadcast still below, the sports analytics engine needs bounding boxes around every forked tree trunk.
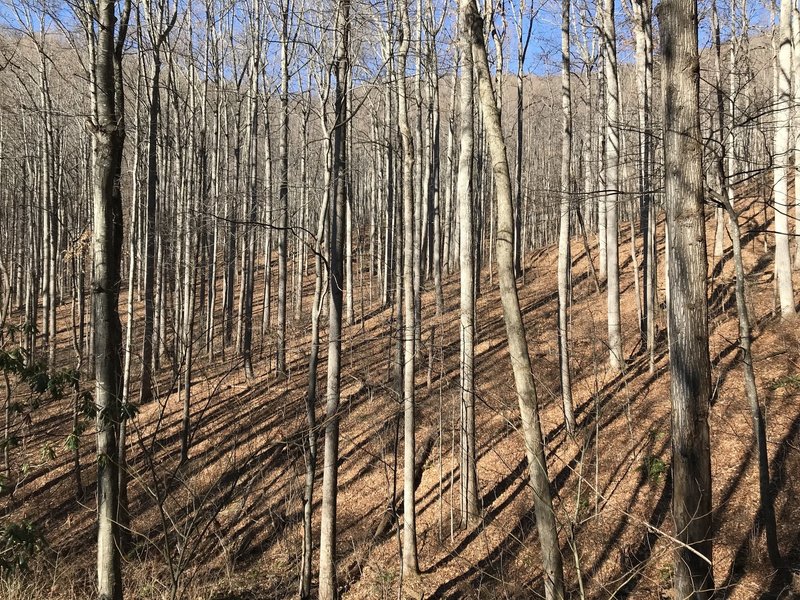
[464,0,565,597]
[657,1,715,597]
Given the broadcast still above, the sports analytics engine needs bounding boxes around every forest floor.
[2,189,800,600]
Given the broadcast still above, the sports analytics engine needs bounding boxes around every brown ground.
[2,190,800,600]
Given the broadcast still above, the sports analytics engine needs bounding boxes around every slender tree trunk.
[398,0,420,577]
[465,1,565,597]
[87,0,131,597]
[456,9,479,525]
[299,177,329,600]
[774,0,796,318]
[318,1,349,597]
[793,5,800,270]
[718,193,782,568]
[558,0,575,435]
[242,3,261,379]
[140,50,163,405]
[630,0,655,370]
[277,0,290,372]
[603,0,623,371]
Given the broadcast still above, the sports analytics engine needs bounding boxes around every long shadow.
[612,472,673,599]
[426,503,540,599]
[721,410,800,598]
[710,213,773,281]
[421,459,531,575]
[708,251,773,323]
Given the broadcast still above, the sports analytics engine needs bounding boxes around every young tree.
[456,0,478,525]
[318,0,349,596]
[657,0,715,596]
[276,0,292,373]
[241,0,263,379]
[602,0,623,371]
[398,0,420,576]
[716,191,782,568]
[464,0,565,596]
[774,0,796,318]
[140,0,177,406]
[625,0,655,370]
[557,0,575,435]
[83,0,132,597]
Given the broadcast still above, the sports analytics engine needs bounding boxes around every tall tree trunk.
[457,7,478,526]
[657,1,715,597]
[774,0,796,318]
[299,171,329,600]
[793,4,800,270]
[717,192,782,568]
[140,1,176,404]
[464,1,565,597]
[277,0,291,372]
[630,0,655,371]
[87,0,131,597]
[398,0,420,577]
[558,0,575,435]
[603,0,623,371]
[241,2,261,379]
[318,1,349,597]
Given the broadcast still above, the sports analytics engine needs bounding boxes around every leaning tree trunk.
[718,192,782,568]
[464,0,565,597]
[657,1,715,597]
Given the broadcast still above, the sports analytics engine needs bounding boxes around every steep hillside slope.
[1,192,799,600]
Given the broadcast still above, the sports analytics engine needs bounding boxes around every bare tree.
[398,0,420,577]
[83,0,132,596]
[276,0,293,373]
[774,0,796,318]
[558,0,575,435]
[602,0,623,371]
[140,0,177,409]
[456,0,478,525]
[318,0,350,596]
[657,0,715,596]
[464,0,565,596]
[715,191,782,568]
